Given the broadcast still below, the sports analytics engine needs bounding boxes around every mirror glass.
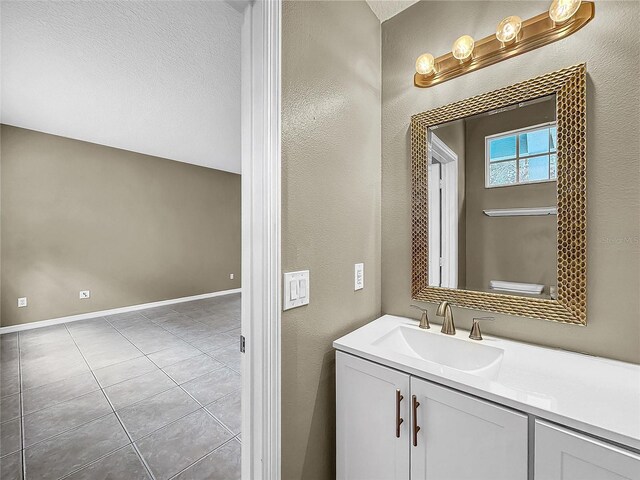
[427,94,557,299]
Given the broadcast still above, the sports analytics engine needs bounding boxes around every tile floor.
[0,294,241,480]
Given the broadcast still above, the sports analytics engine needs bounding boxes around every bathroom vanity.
[334,315,640,480]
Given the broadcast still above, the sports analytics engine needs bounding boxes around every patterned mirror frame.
[411,64,586,325]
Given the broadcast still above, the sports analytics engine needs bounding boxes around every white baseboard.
[0,288,241,334]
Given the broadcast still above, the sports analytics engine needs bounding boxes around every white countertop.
[333,315,640,451]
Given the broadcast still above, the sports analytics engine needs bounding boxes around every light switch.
[284,270,310,310]
[355,263,364,290]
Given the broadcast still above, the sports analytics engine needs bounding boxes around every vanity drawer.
[535,420,640,480]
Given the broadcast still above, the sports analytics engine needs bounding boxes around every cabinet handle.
[395,389,404,438]
[412,395,421,447]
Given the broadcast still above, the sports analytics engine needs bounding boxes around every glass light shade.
[415,53,436,75]
[496,16,522,43]
[452,35,475,61]
[549,0,581,23]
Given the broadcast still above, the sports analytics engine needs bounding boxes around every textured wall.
[281,1,381,478]
[1,1,242,172]
[382,1,640,363]
[1,126,241,326]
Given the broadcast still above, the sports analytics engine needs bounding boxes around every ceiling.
[365,0,420,22]
[1,1,243,173]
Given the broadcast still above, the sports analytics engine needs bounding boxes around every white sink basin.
[372,325,504,379]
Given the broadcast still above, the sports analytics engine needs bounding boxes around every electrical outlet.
[79,290,91,299]
[230,273,234,280]
[355,263,364,290]
[18,297,27,308]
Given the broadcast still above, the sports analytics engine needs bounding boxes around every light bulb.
[415,53,436,76]
[452,35,475,61]
[549,0,581,23]
[496,16,522,43]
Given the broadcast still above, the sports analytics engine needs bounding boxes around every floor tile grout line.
[56,443,138,480]
[63,323,157,480]
[151,356,239,439]
[143,309,239,348]
[201,396,242,437]
[112,408,157,480]
[167,435,240,480]
[23,411,115,450]
[120,404,202,445]
[92,316,150,359]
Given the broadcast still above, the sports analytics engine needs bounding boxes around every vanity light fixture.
[496,16,522,44]
[415,53,436,76]
[452,35,475,61]
[549,0,582,23]
[414,1,594,88]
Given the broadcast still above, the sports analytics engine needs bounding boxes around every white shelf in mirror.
[483,206,557,217]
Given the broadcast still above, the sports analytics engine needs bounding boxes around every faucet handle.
[410,305,430,330]
[469,317,494,341]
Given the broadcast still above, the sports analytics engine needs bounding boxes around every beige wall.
[282,1,381,478]
[464,99,557,293]
[1,125,241,326]
[382,1,640,363]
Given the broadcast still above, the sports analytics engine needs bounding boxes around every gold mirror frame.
[411,64,586,325]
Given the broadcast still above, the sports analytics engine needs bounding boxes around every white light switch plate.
[18,297,27,308]
[79,290,91,299]
[355,263,364,290]
[283,270,309,310]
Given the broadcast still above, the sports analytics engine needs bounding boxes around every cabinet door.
[535,420,640,480]
[336,352,410,480]
[410,377,528,480]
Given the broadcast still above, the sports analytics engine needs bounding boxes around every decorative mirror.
[411,64,586,324]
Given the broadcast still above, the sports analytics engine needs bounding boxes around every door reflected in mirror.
[427,94,557,299]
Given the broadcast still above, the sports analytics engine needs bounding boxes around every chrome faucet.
[436,301,455,335]
[410,305,430,329]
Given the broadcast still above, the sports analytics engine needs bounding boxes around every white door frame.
[241,0,281,479]
[428,132,458,289]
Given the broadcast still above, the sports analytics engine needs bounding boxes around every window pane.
[519,155,550,182]
[489,160,517,186]
[519,128,550,156]
[550,127,557,152]
[550,154,557,179]
[489,136,516,161]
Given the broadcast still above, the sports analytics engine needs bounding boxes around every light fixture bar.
[414,1,594,88]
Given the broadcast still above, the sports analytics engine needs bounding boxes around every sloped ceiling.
[366,0,420,22]
[1,1,243,173]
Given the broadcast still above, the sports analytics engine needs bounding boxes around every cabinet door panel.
[336,352,410,480]
[410,377,528,480]
[535,420,640,480]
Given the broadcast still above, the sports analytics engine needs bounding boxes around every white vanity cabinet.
[535,421,640,480]
[336,351,410,480]
[410,376,528,480]
[336,352,528,480]
[335,315,640,480]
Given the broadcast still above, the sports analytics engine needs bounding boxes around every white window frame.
[484,121,557,188]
